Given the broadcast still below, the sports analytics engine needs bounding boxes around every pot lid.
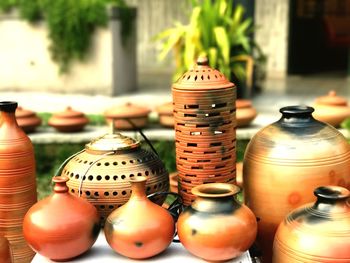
[156,102,173,115]
[236,99,253,109]
[16,106,36,118]
[85,132,140,152]
[104,102,150,118]
[172,57,235,91]
[315,90,348,106]
[53,106,85,118]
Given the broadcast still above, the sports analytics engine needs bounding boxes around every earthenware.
[104,176,175,259]
[273,186,350,262]
[177,183,257,261]
[15,106,42,133]
[0,101,37,263]
[169,172,178,193]
[23,176,100,261]
[236,99,257,127]
[48,106,89,132]
[243,105,350,262]
[156,102,174,127]
[0,236,12,263]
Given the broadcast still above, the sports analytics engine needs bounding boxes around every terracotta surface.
[62,132,169,223]
[48,106,89,132]
[243,105,350,262]
[156,102,174,127]
[236,99,257,127]
[0,236,12,263]
[104,176,175,259]
[177,183,257,261]
[15,106,42,133]
[23,176,100,261]
[172,57,237,206]
[169,172,178,193]
[0,101,37,263]
[273,186,350,262]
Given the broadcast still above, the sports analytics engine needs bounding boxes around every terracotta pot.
[313,90,350,127]
[104,176,175,259]
[104,102,150,130]
[15,106,42,133]
[177,183,257,261]
[273,186,350,262]
[236,99,257,127]
[23,176,100,261]
[169,172,178,193]
[156,102,174,127]
[0,236,12,263]
[243,105,350,262]
[0,101,37,263]
[48,106,89,132]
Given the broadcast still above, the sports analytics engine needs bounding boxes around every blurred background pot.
[48,106,89,132]
[236,99,257,127]
[15,106,42,133]
[273,186,350,262]
[156,102,174,127]
[0,236,12,263]
[177,183,257,262]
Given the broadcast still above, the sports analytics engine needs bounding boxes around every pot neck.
[278,105,315,126]
[130,177,147,200]
[313,186,350,214]
[0,101,19,128]
[53,176,69,193]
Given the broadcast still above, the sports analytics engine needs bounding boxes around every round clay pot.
[104,176,175,259]
[169,172,178,193]
[273,186,350,262]
[15,106,42,133]
[243,105,350,262]
[48,106,89,132]
[236,99,257,127]
[104,103,150,130]
[0,236,12,263]
[156,102,174,127]
[313,90,350,127]
[23,176,100,261]
[236,162,243,187]
[177,183,257,261]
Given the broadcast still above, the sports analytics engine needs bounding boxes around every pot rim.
[192,183,240,198]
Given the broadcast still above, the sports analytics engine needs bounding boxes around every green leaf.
[214,26,230,64]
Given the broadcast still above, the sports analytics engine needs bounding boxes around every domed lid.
[15,106,36,118]
[85,132,140,152]
[156,102,173,115]
[315,90,348,106]
[104,103,150,118]
[236,99,253,109]
[172,57,235,91]
[53,106,85,118]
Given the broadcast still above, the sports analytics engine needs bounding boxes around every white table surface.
[32,231,252,263]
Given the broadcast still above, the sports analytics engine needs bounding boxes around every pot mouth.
[192,183,240,198]
[314,186,350,200]
[129,176,147,183]
[279,105,314,115]
[0,101,18,112]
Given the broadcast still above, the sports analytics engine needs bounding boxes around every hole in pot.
[113,191,118,196]
[88,175,93,181]
[113,161,118,166]
[97,175,102,181]
[105,175,110,180]
[75,174,79,179]
[113,175,118,180]
[85,191,91,196]
[104,192,109,196]
[122,191,127,195]
[121,175,126,180]
[104,162,110,166]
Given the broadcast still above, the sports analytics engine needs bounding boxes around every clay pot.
[236,99,257,127]
[156,102,174,127]
[273,186,350,262]
[15,106,42,133]
[177,183,257,261]
[243,105,350,262]
[313,90,350,127]
[169,172,178,193]
[23,176,100,261]
[0,101,37,262]
[104,103,150,130]
[0,236,12,263]
[48,106,89,132]
[104,176,175,259]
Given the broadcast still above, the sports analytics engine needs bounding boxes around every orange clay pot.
[104,176,175,259]
[243,105,350,262]
[273,186,350,262]
[177,183,257,262]
[15,106,42,133]
[48,106,89,132]
[23,176,100,261]
[156,102,174,127]
[236,99,257,127]
[0,236,12,263]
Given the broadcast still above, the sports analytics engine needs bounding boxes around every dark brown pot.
[0,236,12,263]
[243,105,350,262]
[0,101,37,263]
[48,106,89,132]
[23,176,100,261]
[177,183,257,261]
[104,176,175,259]
[273,186,350,262]
[15,106,42,133]
[236,99,257,127]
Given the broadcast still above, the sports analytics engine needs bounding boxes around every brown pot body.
[0,236,12,263]
[236,99,257,127]
[177,183,257,261]
[105,117,148,130]
[273,186,350,262]
[313,104,350,127]
[48,107,89,132]
[23,177,100,261]
[15,107,42,133]
[104,176,175,259]
[243,106,350,262]
[0,101,37,263]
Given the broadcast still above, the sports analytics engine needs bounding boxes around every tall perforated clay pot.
[0,101,37,263]
[243,105,350,262]
[172,57,236,206]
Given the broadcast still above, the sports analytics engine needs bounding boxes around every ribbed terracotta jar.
[15,106,42,133]
[0,236,12,263]
[243,105,350,262]
[273,186,350,262]
[172,57,236,206]
[48,106,89,132]
[177,183,257,261]
[61,132,169,223]
[0,101,37,263]
[23,176,100,261]
[104,176,175,259]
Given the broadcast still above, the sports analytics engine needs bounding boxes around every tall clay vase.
[104,176,175,259]
[177,183,257,262]
[0,236,12,263]
[0,101,37,263]
[23,176,100,261]
[273,186,350,262]
[243,105,350,262]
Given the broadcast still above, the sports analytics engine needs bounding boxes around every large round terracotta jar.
[48,106,89,132]
[243,105,350,262]
[273,186,350,262]
[177,183,257,261]
[15,106,42,133]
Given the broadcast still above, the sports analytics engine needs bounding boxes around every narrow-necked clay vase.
[273,186,350,262]
[15,106,42,133]
[104,176,175,259]
[177,183,257,261]
[0,236,12,263]
[243,105,350,262]
[156,102,174,127]
[48,106,89,132]
[236,99,257,127]
[23,176,100,261]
